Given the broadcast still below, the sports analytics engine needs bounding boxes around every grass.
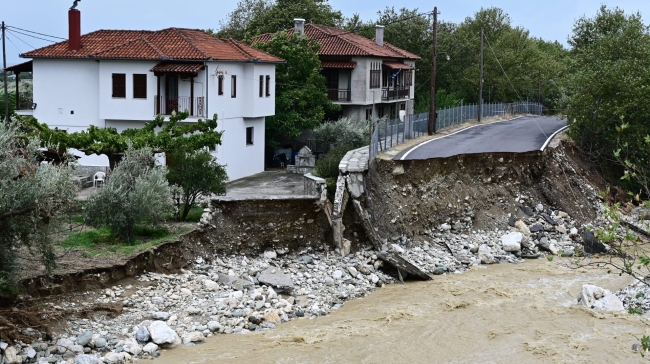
[60,225,191,257]
[184,206,204,223]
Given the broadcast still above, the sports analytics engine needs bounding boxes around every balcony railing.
[381,86,410,101]
[327,89,351,102]
[155,96,204,117]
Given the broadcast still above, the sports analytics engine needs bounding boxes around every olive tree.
[0,122,77,289]
[84,145,171,240]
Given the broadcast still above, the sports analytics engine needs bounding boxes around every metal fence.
[369,102,543,159]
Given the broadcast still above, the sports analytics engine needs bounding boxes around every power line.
[4,33,22,54]
[6,26,66,40]
[6,30,36,50]
[5,28,57,43]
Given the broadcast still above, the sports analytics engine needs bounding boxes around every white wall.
[33,59,101,129]
[212,116,266,181]
[98,60,159,121]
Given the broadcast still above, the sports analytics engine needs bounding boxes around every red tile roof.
[383,62,414,70]
[151,62,205,74]
[255,24,420,60]
[21,28,284,63]
[321,61,357,69]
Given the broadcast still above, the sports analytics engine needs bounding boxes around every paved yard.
[224,170,306,197]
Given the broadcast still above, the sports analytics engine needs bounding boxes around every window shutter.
[218,75,224,95]
[231,75,237,98]
[133,74,147,98]
[259,75,263,97]
[266,75,270,97]
[112,74,126,98]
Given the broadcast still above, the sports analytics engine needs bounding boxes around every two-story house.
[255,19,420,122]
[6,8,284,181]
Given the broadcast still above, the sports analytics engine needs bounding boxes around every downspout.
[204,62,209,119]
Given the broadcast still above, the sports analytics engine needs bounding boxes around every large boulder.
[258,267,294,290]
[182,331,205,345]
[501,232,523,252]
[76,331,93,346]
[74,354,101,364]
[149,321,181,348]
[478,244,495,264]
[515,220,531,236]
[4,346,20,364]
[577,284,624,312]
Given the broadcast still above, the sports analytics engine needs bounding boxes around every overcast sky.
[3,0,650,66]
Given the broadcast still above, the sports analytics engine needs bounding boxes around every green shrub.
[313,117,369,152]
[85,145,171,240]
[314,145,351,180]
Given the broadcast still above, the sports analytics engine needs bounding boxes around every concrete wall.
[98,60,158,121]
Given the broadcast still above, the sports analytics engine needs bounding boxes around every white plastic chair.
[93,172,106,188]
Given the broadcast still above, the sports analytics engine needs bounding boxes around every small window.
[258,75,263,97]
[246,127,254,145]
[400,103,406,111]
[265,75,271,97]
[112,73,126,98]
[133,74,147,99]
[365,108,372,120]
[218,75,224,95]
[231,75,237,98]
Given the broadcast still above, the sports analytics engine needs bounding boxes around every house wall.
[98,60,159,121]
[32,59,101,130]
[212,116,266,181]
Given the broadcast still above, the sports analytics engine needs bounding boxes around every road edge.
[540,126,569,151]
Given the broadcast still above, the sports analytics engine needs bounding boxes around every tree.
[19,111,223,170]
[0,122,77,288]
[167,149,228,221]
[253,31,339,148]
[218,0,343,40]
[565,6,650,191]
[85,145,171,240]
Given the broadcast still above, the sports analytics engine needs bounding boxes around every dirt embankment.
[365,137,606,240]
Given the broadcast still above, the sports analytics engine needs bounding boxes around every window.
[365,108,372,120]
[231,75,237,98]
[266,75,271,97]
[246,127,254,145]
[112,73,126,98]
[404,70,413,86]
[370,62,381,89]
[378,106,385,118]
[218,75,224,95]
[259,75,264,97]
[322,69,339,89]
[400,103,406,111]
[133,74,147,99]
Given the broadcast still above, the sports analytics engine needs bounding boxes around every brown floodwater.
[157,260,649,364]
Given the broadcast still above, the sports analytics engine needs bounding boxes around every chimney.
[375,25,385,47]
[68,9,81,52]
[294,18,305,38]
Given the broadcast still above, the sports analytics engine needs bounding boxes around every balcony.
[327,89,351,102]
[15,91,34,111]
[381,86,410,101]
[155,96,204,117]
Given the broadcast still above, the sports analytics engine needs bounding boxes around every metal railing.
[327,89,351,102]
[155,96,205,117]
[369,101,543,159]
[381,86,410,101]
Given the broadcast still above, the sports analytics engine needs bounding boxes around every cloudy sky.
[3,0,650,66]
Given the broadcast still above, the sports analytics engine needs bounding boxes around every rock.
[231,278,254,291]
[124,339,142,356]
[536,204,544,212]
[4,347,19,364]
[432,267,447,275]
[152,311,169,320]
[207,321,221,332]
[263,250,277,259]
[561,248,574,257]
[152,297,164,305]
[501,232,523,252]
[93,338,107,349]
[583,230,607,254]
[541,214,558,226]
[520,206,534,216]
[180,288,192,296]
[324,277,334,286]
[508,216,516,227]
[186,306,202,315]
[470,245,479,254]
[440,223,452,231]
[204,279,219,291]
[55,338,74,354]
[76,331,93,346]
[391,244,405,254]
[74,354,100,364]
[182,332,204,345]
[478,244,495,264]
[515,220,531,236]
[103,352,125,364]
[0,342,7,350]
[570,227,579,236]
[521,252,540,259]
[26,348,36,359]
[142,343,159,355]
[301,256,313,264]
[347,266,358,277]
[529,224,544,233]
[135,326,150,342]
[258,267,294,290]
[537,239,558,255]
[264,311,281,325]
[556,225,568,234]
[149,320,181,348]
[577,284,624,312]
[332,270,343,279]
[392,165,405,175]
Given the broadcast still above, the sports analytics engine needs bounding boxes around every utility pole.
[428,7,438,135]
[2,21,8,123]
[478,27,484,122]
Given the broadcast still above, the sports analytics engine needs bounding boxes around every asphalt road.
[395,116,567,161]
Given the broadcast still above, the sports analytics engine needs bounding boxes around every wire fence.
[370,101,543,159]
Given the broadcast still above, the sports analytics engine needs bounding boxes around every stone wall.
[195,196,332,255]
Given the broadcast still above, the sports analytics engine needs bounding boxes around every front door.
[165,75,179,115]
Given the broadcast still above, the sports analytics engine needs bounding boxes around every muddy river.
[158,260,649,363]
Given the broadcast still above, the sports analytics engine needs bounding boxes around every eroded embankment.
[365,138,605,240]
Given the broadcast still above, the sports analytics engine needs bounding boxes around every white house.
[256,20,420,122]
[7,8,284,181]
